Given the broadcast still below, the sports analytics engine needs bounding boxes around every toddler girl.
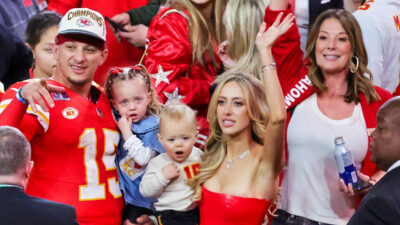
[104,65,164,224]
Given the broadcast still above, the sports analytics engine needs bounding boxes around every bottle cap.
[334,136,344,145]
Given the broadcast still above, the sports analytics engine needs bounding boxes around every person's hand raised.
[20,78,65,112]
[255,12,295,55]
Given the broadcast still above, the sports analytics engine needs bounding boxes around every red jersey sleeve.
[145,9,215,107]
[0,82,45,141]
[264,5,314,109]
[360,86,392,176]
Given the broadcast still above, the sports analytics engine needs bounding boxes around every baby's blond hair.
[159,103,197,133]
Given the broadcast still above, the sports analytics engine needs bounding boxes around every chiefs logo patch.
[62,107,79,120]
[76,17,93,27]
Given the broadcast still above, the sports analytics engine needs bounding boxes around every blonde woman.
[189,13,294,225]
[218,0,269,78]
[144,0,226,147]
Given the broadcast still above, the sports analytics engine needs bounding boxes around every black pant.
[123,204,153,224]
[155,208,199,225]
[271,209,333,225]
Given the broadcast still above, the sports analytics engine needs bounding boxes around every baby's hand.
[162,163,180,180]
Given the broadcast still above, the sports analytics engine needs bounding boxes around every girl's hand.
[217,40,237,69]
[118,115,134,141]
[255,12,295,54]
[162,162,180,181]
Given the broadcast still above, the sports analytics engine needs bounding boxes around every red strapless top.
[199,186,271,225]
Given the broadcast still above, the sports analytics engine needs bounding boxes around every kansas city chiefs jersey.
[0,79,123,225]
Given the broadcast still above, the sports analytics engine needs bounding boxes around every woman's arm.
[265,0,314,109]
[255,12,294,176]
[269,0,289,11]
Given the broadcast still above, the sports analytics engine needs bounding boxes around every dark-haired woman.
[266,0,392,224]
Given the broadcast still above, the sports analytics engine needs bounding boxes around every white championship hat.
[57,8,106,42]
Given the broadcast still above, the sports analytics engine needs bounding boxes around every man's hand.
[162,162,180,180]
[20,78,65,112]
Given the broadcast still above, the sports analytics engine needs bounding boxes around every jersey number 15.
[78,128,122,201]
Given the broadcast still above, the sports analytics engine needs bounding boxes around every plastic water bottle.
[334,136,361,189]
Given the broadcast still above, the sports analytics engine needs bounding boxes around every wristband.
[261,62,277,73]
[16,88,28,104]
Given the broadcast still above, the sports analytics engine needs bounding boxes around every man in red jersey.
[0,8,123,225]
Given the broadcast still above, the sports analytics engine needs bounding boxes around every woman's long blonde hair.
[189,72,269,200]
[171,0,227,70]
[304,9,379,104]
[223,0,269,78]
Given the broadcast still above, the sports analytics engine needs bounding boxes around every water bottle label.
[341,152,353,167]
[339,164,358,185]
[351,171,358,183]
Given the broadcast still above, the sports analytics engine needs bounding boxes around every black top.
[0,186,79,225]
[348,166,400,225]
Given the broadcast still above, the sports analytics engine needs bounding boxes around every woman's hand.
[255,12,294,55]
[338,171,374,196]
[217,40,237,69]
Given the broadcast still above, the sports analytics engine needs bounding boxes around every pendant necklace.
[225,149,250,169]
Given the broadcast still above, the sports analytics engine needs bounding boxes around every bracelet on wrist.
[261,62,277,73]
[368,176,377,185]
[16,88,28,104]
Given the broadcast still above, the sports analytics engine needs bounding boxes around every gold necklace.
[225,150,250,169]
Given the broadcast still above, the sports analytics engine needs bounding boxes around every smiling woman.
[264,1,393,225]
[304,9,378,104]
[315,18,352,76]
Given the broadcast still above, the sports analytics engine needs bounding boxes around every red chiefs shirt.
[264,5,314,110]
[0,80,123,225]
[145,8,221,146]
